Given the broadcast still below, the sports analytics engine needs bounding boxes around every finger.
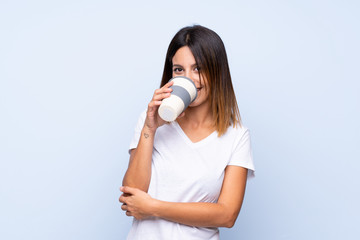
[164,80,174,88]
[119,195,126,204]
[152,81,173,98]
[148,101,162,109]
[153,92,171,101]
[154,89,162,95]
[119,187,131,196]
[158,81,173,91]
[126,211,132,217]
[153,87,172,97]
[121,204,128,211]
[120,186,138,195]
[159,81,174,92]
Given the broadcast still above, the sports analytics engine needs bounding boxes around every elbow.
[221,211,239,228]
[217,202,243,228]
[214,203,239,228]
[224,217,236,228]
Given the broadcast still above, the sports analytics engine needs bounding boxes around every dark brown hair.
[161,25,241,136]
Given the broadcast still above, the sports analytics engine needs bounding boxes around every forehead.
[172,46,196,65]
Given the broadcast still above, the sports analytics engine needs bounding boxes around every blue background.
[1,0,359,239]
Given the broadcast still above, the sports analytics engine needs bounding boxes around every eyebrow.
[172,64,198,68]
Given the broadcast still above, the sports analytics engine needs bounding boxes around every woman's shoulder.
[140,109,147,120]
[224,122,249,137]
[215,122,250,145]
[134,110,147,124]
[131,110,147,133]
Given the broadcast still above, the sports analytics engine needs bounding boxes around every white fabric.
[126,111,255,240]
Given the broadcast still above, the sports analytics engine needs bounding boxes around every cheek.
[200,87,209,98]
[195,90,207,102]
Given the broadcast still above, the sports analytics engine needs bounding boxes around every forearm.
[122,126,155,192]
[152,200,239,228]
[120,167,247,228]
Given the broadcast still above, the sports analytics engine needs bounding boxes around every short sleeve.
[128,110,147,153]
[228,128,255,178]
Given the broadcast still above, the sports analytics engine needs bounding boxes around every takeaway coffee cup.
[158,76,197,122]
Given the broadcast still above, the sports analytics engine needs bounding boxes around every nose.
[184,71,192,80]
[184,72,199,85]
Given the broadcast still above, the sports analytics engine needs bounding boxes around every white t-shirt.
[126,111,255,240]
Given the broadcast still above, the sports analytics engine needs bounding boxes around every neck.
[181,102,213,127]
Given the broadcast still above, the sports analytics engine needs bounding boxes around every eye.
[194,66,200,72]
[173,67,183,73]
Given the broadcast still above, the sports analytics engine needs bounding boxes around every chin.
[189,100,205,108]
[188,103,196,108]
[188,101,199,108]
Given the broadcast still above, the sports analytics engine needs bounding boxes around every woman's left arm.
[119,165,248,228]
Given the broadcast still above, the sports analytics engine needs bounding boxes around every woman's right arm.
[122,81,174,192]
[122,125,156,192]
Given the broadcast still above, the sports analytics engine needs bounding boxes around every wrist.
[142,125,157,136]
[151,198,162,218]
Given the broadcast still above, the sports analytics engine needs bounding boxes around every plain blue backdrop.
[1,0,359,239]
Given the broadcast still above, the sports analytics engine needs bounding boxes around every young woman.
[119,25,255,240]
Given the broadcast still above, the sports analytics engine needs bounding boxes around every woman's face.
[172,46,209,108]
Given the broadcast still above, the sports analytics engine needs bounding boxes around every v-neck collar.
[172,121,218,148]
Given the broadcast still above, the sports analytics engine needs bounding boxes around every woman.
[119,25,255,240]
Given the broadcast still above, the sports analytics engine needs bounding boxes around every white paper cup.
[158,76,197,122]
